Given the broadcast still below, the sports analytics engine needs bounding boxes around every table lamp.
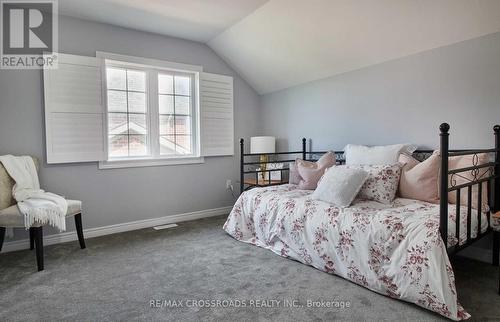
[250,136,276,181]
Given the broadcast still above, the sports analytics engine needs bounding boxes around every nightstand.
[243,177,283,188]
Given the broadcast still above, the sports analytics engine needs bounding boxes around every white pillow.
[312,166,368,207]
[344,143,417,165]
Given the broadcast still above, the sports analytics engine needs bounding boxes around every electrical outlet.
[226,179,232,190]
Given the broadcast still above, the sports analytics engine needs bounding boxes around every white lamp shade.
[250,136,276,154]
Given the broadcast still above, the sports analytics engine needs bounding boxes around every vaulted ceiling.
[59,0,269,42]
[60,0,500,94]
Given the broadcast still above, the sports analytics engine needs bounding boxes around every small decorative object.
[492,211,500,232]
[268,162,284,181]
[255,167,268,183]
[250,136,276,181]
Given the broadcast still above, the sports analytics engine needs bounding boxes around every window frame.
[105,64,151,159]
[157,70,197,157]
[96,52,204,169]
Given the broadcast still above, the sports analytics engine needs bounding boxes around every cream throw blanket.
[0,155,67,231]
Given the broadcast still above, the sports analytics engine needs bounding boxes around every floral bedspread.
[223,184,489,320]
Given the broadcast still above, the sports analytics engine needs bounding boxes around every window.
[107,67,148,158]
[43,52,234,166]
[158,73,193,156]
[102,57,201,167]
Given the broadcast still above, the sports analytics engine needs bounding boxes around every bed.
[225,123,500,320]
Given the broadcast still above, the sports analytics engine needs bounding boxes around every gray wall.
[261,32,500,152]
[260,32,500,258]
[0,16,261,241]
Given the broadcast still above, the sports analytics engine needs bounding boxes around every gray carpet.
[0,215,499,322]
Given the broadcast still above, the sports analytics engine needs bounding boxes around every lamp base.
[260,154,268,181]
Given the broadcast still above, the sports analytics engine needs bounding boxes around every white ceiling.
[209,0,500,94]
[59,0,269,42]
[59,0,500,95]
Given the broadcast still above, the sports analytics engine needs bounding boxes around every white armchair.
[0,157,86,271]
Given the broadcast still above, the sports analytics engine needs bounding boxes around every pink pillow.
[447,153,489,211]
[399,152,489,210]
[296,152,336,190]
[398,152,440,203]
[288,162,301,185]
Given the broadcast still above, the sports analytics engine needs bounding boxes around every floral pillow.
[347,164,402,204]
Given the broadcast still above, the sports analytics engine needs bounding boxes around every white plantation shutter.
[44,53,105,163]
[200,72,234,156]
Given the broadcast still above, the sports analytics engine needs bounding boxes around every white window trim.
[98,156,205,170]
[96,52,204,169]
[96,51,203,73]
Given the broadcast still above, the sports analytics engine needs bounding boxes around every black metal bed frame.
[240,123,500,262]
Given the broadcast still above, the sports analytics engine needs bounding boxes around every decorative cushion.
[312,166,368,207]
[296,152,336,190]
[0,156,39,211]
[0,199,82,227]
[492,213,500,232]
[288,162,301,185]
[398,152,440,203]
[345,143,417,165]
[446,153,489,211]
[0,165,15,211]
[348,164,402,204]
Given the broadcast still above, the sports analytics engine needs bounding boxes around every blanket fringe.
[24,208,66,232]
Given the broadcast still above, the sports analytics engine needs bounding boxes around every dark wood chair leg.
[74,213,86,249]
[29,227,35,250]
[0,227,5,252]
[494,231,499,266]
[34,226,44,271]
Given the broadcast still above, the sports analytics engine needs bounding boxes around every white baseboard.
[1,206,232,254]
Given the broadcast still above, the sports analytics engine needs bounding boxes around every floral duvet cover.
[224,184,489,320]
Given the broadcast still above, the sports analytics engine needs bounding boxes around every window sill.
[98,156,205,170]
